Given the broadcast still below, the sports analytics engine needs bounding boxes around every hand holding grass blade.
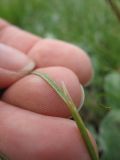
[32,71,99,160]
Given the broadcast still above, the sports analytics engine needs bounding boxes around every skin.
[0,19,97,160]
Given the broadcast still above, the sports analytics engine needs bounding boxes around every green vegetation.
[0,0,120,159]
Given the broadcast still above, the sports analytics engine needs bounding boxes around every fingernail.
[78,84,85,111]
[18,61,35,75]
[0,44,35,74]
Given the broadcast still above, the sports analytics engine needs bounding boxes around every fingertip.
[0,44,36,88]
[28,39,93,85]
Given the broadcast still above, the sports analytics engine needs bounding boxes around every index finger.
[0,19,93,85]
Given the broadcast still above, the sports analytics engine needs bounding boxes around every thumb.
[0,43,35,88]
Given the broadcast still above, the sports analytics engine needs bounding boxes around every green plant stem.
[66,106,98,160]
[106,0,120,22]
[32,71,99,160]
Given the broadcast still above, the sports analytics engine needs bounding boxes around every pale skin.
[0,19,97,160]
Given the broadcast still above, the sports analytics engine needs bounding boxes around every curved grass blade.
[32,71,99,160]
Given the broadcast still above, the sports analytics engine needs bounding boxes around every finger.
[0,19,9,30]
[0,19,40,53]
[2,67,84,118]
[0,19,93,85]
[0,43,35,88]
[0,101,97,160]
[28,39,93,85]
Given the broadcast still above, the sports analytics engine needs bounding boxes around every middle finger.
[2,67,84,118]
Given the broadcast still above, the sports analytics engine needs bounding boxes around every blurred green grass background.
[0,0,120,159]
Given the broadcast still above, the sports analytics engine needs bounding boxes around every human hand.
[0,19,97,160]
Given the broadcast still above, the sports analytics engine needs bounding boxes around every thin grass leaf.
[32,72,68,104]
[61,82,99,160]
[98,104,111,111]
[32,71,99,160]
